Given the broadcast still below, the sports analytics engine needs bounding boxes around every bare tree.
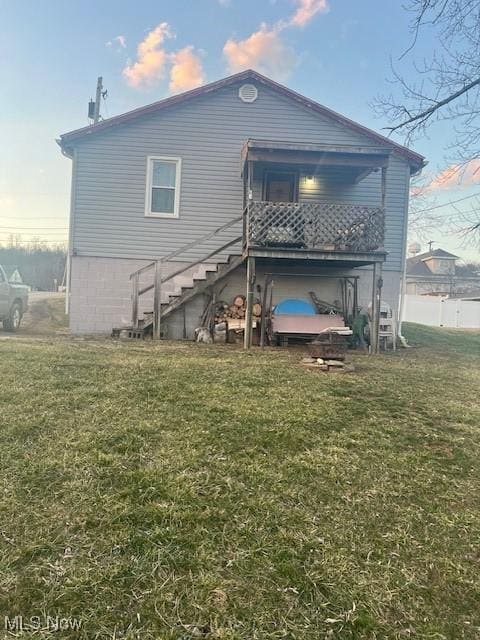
[0,239,66,291]
[376,0,480,241]
[377,0,480,152]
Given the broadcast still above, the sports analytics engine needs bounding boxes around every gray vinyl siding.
[71,81,411,271]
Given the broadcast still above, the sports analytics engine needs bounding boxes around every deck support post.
[244,255,256,349]
[132,274,139,329]
[153,260,162,340]
[370,261,383,354]
[260,274,270,348]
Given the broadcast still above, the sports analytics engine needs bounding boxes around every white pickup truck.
[0,265,29,331]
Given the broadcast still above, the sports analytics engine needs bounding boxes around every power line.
[0,227,68,232]
[411,191,480,215]
[0,216,69,221]
[0,192,69,196]
[0,231,68,242]
[0,232,68,237]
[412,209,480,230]
[0,240,67,245]
[410,210,476,223]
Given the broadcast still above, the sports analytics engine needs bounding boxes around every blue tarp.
[274,299,316,315]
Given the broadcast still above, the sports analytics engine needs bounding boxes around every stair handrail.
[129,214,244,336]
[136,236,242,298]
[129,260,156,280]
[161,214,243,264]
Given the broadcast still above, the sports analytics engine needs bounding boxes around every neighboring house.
[3,266,24,284]
[58,69,425,347]
[406,248,480,296]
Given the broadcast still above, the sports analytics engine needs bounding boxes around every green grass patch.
[0,326,479,638]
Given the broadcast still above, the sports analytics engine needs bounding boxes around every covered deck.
[240,139,390,351]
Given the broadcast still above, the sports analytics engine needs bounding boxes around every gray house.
[407,248,480,296]
[59,69,424,348]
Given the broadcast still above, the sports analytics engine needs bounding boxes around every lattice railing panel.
[247,201,384,252]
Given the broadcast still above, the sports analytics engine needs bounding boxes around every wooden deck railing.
[246,201,385,252]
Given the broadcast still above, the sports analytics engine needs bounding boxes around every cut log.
[253,302,262,317]
[233,295,246,308]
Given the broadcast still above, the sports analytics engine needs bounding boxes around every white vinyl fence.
[403,295,480,328]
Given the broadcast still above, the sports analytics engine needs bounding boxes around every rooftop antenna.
[88,77,106,124]
[428,240,435,252]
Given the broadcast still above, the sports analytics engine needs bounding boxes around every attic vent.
[239,84,258,103]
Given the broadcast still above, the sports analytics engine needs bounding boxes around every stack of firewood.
[214,295,262,324]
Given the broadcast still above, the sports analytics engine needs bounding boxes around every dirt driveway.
[2,293,69,337]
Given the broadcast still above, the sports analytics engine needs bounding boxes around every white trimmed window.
[145,156,181,218]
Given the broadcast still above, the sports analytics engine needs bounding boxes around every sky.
[1,0,479,261]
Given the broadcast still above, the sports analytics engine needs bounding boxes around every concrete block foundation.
[69,255,402,339]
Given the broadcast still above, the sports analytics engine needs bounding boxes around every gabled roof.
[407,248,460,276]
[424,248,459,259]
[406,260,432,276]
[59,69,425,169]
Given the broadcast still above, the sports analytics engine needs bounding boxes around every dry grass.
[0,322,479,638]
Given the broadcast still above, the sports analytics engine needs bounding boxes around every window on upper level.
[145,156,181,218]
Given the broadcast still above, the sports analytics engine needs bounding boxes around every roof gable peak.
[59,69,425,168]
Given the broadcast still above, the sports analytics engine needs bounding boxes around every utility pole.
[428,240,435,252]
[94,76,103,124]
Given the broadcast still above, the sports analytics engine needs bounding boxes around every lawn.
[0,324,479,639]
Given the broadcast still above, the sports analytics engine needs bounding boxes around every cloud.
[427,160,480,191]
[123,23,173,89]
[222,0,328,80]
[289,0,329,28]
[106,35,126,50]
[123,23,206,93]
[223,24,296,80]
[169,47,205,93]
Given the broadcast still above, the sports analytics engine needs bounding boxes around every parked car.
[0,265,29,331]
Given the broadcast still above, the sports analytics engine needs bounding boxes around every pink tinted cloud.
[223,24,296,80]
[428,160,480,191]
[123,24,205,94]
[223,0,328,81]
[169,47,205,94]
[123,23,172,89]
[289,0,329,27]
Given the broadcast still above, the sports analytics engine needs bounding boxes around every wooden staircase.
[138,252,244,336]
[113,215,245,339]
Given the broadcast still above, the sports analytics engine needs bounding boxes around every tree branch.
[384,75,480,133]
